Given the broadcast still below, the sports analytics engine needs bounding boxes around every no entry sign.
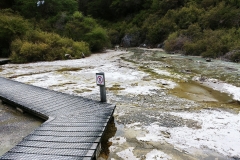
[96,72,106,102]
[96,73,105,86]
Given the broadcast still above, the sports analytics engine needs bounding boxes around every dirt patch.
[56,67,82,72]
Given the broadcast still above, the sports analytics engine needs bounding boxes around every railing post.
[96,72,106,102]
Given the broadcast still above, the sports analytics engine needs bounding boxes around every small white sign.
[96,75,104,85]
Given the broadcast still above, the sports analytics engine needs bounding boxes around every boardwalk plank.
[0,77,115,159]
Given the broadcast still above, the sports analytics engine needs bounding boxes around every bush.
[0,9,32,57]
[180,23,202,41]
[61,13,109,52]
[10,38,23,54]
[223,50,240,62]
[176,5,203,29]
[147,20,177,44]
[183,40,206,56]
[56,37,74,47]
[73,11,83,19]
[72,41,91,57]
[84,27,110,52]
[10,30,90,63]
[10,41,48,63]
[13,0,78,19]
[21,42,49,62]
[164,32,189,53]
[165,28,236,58]
[108,29,121,46]
[200,2,240,29]
[200,30,229,58]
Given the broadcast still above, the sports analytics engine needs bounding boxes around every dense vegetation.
[82,0,240,62]
[0,0,239,63]
[0,1,109,63]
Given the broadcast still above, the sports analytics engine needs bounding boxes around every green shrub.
[57,37,74,47]
[84,27,110,52]
[10,41,48,63]
[200,2,239,29]
[45,47,65,61]
[200,30,229,58]
[165,28,235,58]
[83,17,98,28]
[108,29,121,46]
[10,51,25,63]
[183,40,206,56]
[61,13,109,52]
[73,11,84,19]
[164,32,189,53]
[10,30,91,63]
[223,50,240,62]
[13,0,78,19]
[180,23,202,41]
[21,42,49,62]
[72,41,91,57]
[10,39,23,54]
[228,51,240,62]
[0,9,32,57]
[145,15,177,44]
[176,5,203,29]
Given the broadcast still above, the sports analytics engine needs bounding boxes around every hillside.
[0,0,239,62]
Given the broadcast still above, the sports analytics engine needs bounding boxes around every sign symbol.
[96,74,104,85]
[96,72,106,102]
[97,76,103,83]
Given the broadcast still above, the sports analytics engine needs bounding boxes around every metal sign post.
[96,72,106,102]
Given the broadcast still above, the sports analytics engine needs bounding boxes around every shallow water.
[103,48,240,159]
[0,101,43,156]
[129,49,239,105]
[171,81,235,103]
[106,120,235,160]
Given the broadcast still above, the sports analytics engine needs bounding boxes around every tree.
[176,5,203,29]
[144,14,178,44]
[151,0,184,14]
[63,12,110,52]
[0,9,32,57]
[110,0,147,18]
[84,27,110,51]
[86,0,114,20]
[200,2,239,29]
[13,0,78,19]
[0,0,14,9]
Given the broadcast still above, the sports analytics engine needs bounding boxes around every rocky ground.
[0,48,240,159]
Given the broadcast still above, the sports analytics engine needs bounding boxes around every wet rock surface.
[0,49,239,159]
[0,100,43,156]
[105,49,240,160]
[117,110,201,129]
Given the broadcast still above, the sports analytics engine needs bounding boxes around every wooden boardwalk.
[0,58,10,65]
[0,77,116,160]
